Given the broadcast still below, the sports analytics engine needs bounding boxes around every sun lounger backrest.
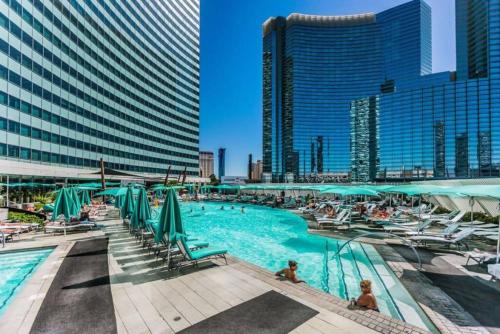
[450,211,466,223]
[452,228,474,241]
[443,223,459,235]
[336,209,348,221]
[417,219,432,231]
[176,237,193,261]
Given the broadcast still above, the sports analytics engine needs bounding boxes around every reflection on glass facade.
[0,0,200,176]
[350,97,379,182]
[353,0,500,181]
[376,78,499,180]
[263,0,432,182]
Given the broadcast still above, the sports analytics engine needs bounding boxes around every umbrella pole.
[497,201,500,264]
[469,197,474,228]
[418,195,422,223]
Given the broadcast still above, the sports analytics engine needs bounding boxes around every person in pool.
[350,280,379,312]
[275,260,304,284]
[241,206,245,213]
[220,206,224,210]
[201,206,205,211]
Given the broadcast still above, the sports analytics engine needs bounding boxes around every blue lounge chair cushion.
[189,248,227,260]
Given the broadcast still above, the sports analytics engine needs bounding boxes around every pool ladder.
[330,232,422,270]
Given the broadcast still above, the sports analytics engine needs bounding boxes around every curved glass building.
[0,0,200,178]
[263,0,431,182]
[351,0,500,182]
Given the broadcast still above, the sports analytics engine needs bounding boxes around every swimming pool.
[0,247,54,316]
[179,202,437,332]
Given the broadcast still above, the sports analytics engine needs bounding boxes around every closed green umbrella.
[114,195,123,209]
[79,189,92,206]
[130,188,151,230]
[69,187,81,216]
[120,186,135,219]
[155,188,183,244]
[51,188,74,222]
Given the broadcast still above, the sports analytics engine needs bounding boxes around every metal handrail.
[331,231,423,270]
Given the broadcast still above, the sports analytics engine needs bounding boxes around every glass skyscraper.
[263,0,432,182]
[353,0,500,181]
[264,0,500,182]
[0,0,200,178]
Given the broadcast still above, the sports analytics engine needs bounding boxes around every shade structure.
[130,188,151,230]
[445,185,500,264]
[79,189,92,206]
[151,185,185,191]
[383,184,449,196]
[155,188,184,244]
[77,182,120,189]
[319,186,380,197]
[200,185,215,194]
[120,186,135,219]
[216,184,240,194]
[51,188,74,222]
[94,187,140,197]
[0,182,57,188]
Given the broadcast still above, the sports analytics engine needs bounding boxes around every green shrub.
[7,212,45,227]
[461,212,499,224]
[433,207,451,215]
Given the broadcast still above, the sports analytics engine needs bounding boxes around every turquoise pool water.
[179,202,437,332]
[0,247,54,316]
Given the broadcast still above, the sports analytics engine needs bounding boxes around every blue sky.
[199,0,456,176]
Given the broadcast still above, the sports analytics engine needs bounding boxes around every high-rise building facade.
[352,0,500,181]
[251,160,263,181]
[262,0,432,182]
[199,151,214,178]
[218,148,226,179]
[0,0,200,178]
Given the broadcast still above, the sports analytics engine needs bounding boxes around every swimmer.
[220,206,224,210]
[201,206,205,211]
[275,260,304,284]
[241,206,245,213]
[231,205,234,210]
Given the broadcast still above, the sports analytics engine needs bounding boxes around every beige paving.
[106,223,427,334]
[1,220,434,334]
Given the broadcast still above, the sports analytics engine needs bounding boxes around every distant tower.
[218,148,226,180]
[248,154,253,179]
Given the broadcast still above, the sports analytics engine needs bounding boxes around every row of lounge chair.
[127,218,227,269]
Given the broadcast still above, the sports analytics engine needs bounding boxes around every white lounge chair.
[315,209,348,228]
[384,219,432,234]
[433,210,466,225]
[409,228,475,250]
[488,264,500,280]
[464,249,497,265]
[405,222,459,237]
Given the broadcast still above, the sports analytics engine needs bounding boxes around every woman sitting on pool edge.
[349,280,379,312]
[275,260,305,284]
